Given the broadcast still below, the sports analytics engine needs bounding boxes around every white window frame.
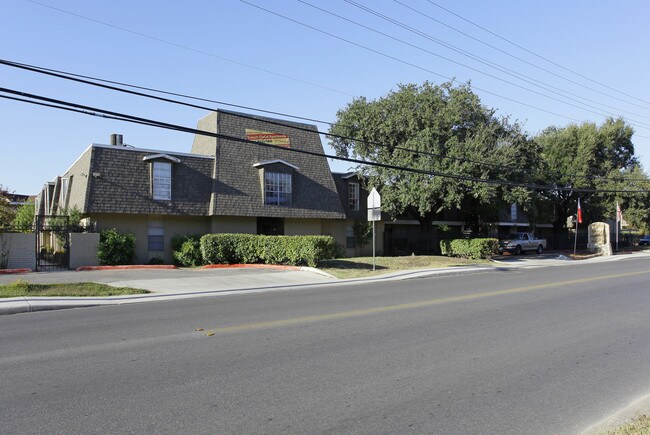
[264,172,292,206]
[152,161,172,201]
[348,182,360,211]
[148,224,164,251]
[60,178,69,209]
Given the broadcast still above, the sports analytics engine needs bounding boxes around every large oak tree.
[534,118,647,230]
[329,81,535,252]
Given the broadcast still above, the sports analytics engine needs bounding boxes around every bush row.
[439,238,498,259]
[200,233,341,267]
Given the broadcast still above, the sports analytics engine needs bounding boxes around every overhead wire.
[422,0,650,108]
[396,0,650,112]
[23,0,650,138]
[24,0,356,98]
[338,0,650,126]
[22,0,650,139]
[241,0,650,136]
[0,85,647,194]
[3,57,647,183]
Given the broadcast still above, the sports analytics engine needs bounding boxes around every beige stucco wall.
[92,214,210,264]
[0,233,36,270]
[321,219,384,257]
[285,218,322,236]
[210,216,257,234]
[69,233,100,269]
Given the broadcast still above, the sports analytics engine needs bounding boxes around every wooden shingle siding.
[200,110,346,219]
[86,146,214,216]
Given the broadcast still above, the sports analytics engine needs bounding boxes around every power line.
[241,0,650,133]
[22,0,650,137]
[24,0,356,98]
[1,85,647,194]
[2,57,647,183]
[23,0,650,137]
[422,0,650,108]
[339,0,650,125]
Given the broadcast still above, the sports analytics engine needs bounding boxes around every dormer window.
[143,154,181,202]
[253,159,299,207]
[264,172,292,206]
[153,162,172,201]
[348,182,359,211]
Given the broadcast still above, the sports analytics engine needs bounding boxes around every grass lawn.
[604,414,650,434]
[318,255,490,279]
[0,279,150,298]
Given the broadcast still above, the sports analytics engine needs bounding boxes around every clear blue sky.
[3,0,650,195]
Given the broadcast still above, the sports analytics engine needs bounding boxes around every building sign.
[246,129,291,148]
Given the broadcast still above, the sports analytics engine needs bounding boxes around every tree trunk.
[418,215,435,254]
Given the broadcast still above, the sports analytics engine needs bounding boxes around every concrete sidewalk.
[2,251,648,315]
[0,263,496,315]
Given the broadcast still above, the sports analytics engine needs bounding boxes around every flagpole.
[616,213,618,252]
[573,218,578,255]
[574,197,582,255]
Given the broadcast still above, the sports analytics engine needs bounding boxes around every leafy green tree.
[12,203,35,232]
[593,165,650,233]
[352,220,372,252]
[0,185,16,231]
[534,118,640,229]
[329,81,535,251]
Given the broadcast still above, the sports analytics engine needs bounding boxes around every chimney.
[110,134,124,146]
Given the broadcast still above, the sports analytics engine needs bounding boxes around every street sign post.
[367,188,381,271]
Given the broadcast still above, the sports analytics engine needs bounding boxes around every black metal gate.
[35,215,70,271]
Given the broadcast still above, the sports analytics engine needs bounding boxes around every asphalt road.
[2,257,650,434]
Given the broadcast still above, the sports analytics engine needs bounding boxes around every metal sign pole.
[367,188,381,272]
[372,220,376,271]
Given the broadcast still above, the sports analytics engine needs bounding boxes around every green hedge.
[171,235,204,267]
[200,233,341,267]
[97,229,135,265]
[439,238,498,259]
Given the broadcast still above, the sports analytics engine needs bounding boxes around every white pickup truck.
[498,232,547,255]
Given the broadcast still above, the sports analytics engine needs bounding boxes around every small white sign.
[367,209,381,222]
[511,203,517,221]
[367,188,381,209]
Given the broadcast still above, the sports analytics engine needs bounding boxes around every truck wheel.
[515,245,522,255]
[536,245,543,254]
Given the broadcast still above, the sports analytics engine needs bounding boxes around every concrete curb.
[581,393,650,434]
[3,251,649,316]
[0,268,32,275]
[76,265,178,271]
[0,264,495,315]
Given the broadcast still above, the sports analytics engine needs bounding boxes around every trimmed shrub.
[97,229,135,265]
[439,238,498,259]
[200,233,340,267]
[171,235,204,267]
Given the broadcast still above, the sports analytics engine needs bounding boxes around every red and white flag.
[577,198,583,224]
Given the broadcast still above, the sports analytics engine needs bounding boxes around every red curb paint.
[202,264,300,271]
[76,265,178,271]
[0,268,32,274]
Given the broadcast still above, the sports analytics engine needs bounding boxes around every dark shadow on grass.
[318,260,388,270]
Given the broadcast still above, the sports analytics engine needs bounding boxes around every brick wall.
[0,233,36,270]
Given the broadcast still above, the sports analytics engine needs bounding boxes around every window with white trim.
[348,182,359,211]
[264,172,292,206]
[60,178,69,209]
[148,225,164,251]
[152,161,172,201]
